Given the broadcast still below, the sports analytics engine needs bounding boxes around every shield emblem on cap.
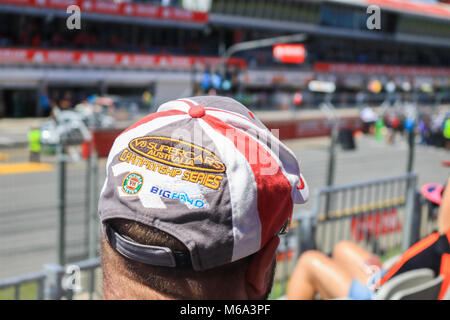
[122,173,143,195]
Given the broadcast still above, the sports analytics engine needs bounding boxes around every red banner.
[0,48,247,69]
[314,62,450,77]
[273,44,306,64]
[351,208,402,241]
[0,0,208,23]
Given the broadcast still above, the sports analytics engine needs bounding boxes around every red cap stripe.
[202,114,293,247]
[176,98,198,107]
[203,107,256,125]
[120,110,186,135]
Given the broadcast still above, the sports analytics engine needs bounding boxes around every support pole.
[43,264,64,300]
[324,121,338,217]
[407,128,415,174]
[403,175,417,250]
[88,149,99,258]
[57,137,66,266]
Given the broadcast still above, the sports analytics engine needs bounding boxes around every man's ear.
[245,236,280,298]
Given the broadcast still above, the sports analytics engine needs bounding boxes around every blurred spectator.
[360,107,377,134]
[419,116,431,145]
[444,117,450,150]
[141,90,153,112]
[28,123,42,163]
[293,91,303,108]
[59,91,73,110]
[40,89,51,117]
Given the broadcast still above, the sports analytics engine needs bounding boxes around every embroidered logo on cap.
[150,185,206,208]
[129,136,226,173]
[122,173,143,195]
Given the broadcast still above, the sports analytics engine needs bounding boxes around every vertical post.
[404,116,416,249]
[36,81,46,117]
[43,264,64,300]
[88,149,99,258]
[327,122,338,187]
[324,121,338,216]
[407,128,415,174]
[84,149,91,256]
[57,137,66,266]
[410,191,423,246]
[191,65,197,96]
[297,193,320,258]
[89,268,96,300]
[14,284,20,300]
[37,278,45,300]
[281,236,289,295]
[402,175,417,251]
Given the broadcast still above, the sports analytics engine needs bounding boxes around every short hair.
[101,218,255,299]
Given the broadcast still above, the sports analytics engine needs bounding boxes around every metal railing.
[0,143,102,280]
[270,173,421,299]
[299,173,418,256]
[0,173,434,300]
[0,271,46,300]
[0,258,101,300]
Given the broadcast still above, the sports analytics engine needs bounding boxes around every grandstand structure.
[0,0,449,117]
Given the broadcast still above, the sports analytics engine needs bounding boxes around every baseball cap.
[421,183,445,206]
[98,96,308,271]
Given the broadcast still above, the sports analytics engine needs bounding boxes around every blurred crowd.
[417,110,450,149]
[361,105,450,150]
[0,17,216,56]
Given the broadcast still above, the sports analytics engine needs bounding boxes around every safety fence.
[0,173,438,300]
[269,173,436,299]
[0,144,103,280]
[0,258,101,300]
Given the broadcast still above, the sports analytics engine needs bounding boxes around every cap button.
[189,105,206,118]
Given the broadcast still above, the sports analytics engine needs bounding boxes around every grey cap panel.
[99,117,235,271]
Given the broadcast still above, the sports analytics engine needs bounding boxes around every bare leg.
[332,241,382,284]
[286,250,352,300]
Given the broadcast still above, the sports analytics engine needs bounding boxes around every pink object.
[421,183,444,205]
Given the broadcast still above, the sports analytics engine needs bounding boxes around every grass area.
[0,282,38,300]
[269,281,286,300]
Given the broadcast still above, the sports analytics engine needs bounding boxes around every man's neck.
[103,275,176,300]
[103,273,252,300]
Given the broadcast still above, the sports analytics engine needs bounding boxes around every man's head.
[99,96,308,299]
